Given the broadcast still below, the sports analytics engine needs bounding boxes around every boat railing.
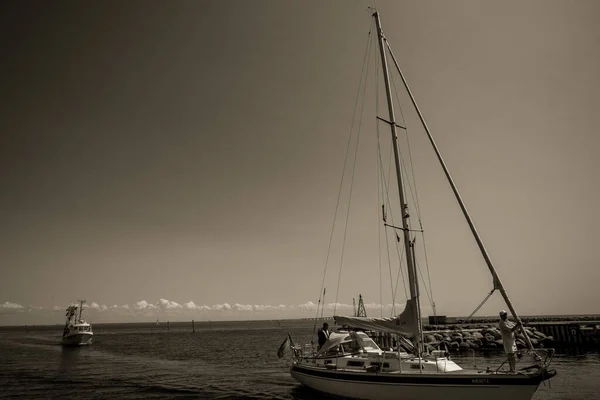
[494,347,555,374]
[536,347,555,368]
[293,344,315,359]
[467,349,477,370]
[519,347,555,368]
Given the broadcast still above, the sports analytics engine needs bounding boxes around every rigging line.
[377,138,396,316]
[378,152,410,312]
[373,32,384,317]
[383,223,422,233]
[388,70,421,222]
[384,207,396,314]
[378,65,407,312]
[379,150,410,307]
[392,243,407,311]
[377,122,383,318]
[381,141,411,306]
[334,22,374,315]
[387,51,436,314]
[386,224,435,306]
[375,113,408,309]
[375,35,383,319]
[414,258,433,306]
[389,71,434,298]
[384,146,411,314]
[377,47,395,249]
[391,70,423,224]
[456,289,496,330]
[374,42,411,316]
[376,131,408,307]
[334,84,366,315]
[419,233,436,316]
[400,107,437,315]
[320,288,327,320]
[312,294,323,338]
[375,51,399,317]
[314,20,374,331]
[386,54,419,213]
[378,141,404,315]
[383,210,394,316]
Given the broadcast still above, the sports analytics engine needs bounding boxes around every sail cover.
[334,298,419,337]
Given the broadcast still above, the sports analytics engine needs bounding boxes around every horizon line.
[3,313,600,328]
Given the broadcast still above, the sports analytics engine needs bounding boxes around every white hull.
[291,364,553,400]
[62,332,93,346]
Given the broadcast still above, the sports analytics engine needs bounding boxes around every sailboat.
[61,300,93,346]
[286,10,556,400]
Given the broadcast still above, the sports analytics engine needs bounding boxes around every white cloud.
[233,303,253,311]
[249,304,287,311]
[212,303,231,311]
[298,301,317,310]
[158,298,182,309]
[183,301,197,310]
[1,299,416,324]
[89,302,108,312]
[1,301,24,309]
[324,302,353,310]
[135,300,156,310]
[365,302,383,310]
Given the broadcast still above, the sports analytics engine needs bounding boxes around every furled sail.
[334,298,419,337]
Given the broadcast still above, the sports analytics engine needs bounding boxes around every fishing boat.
[62,300,93,346]
[285,10,556,400]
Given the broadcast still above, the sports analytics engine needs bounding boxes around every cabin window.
[370,362,390,368]
[347,361,365,367]
[361,339,380,350]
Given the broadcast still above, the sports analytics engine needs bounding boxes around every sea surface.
[1,320,598,399]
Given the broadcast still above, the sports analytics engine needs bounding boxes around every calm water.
[1,320,598,399]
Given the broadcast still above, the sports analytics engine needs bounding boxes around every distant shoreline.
[2,313,600,328]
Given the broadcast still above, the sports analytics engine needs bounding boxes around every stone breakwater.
[449,315,600,324]
[422,326,553,351]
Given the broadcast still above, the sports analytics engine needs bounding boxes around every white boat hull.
[61,332,93,346]
[291,364,554,400]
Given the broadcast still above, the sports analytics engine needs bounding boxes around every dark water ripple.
[0,322,598,399]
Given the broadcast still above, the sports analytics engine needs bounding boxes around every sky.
[1,0,599,325]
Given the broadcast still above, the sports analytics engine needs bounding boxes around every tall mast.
[383,40,535,351]
[373,12,422,350]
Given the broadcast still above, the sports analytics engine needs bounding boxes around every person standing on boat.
[317,323,330,349]
[498,310,522,373]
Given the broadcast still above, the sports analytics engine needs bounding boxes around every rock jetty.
[422,326,553,352]
[451,315,600,324]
